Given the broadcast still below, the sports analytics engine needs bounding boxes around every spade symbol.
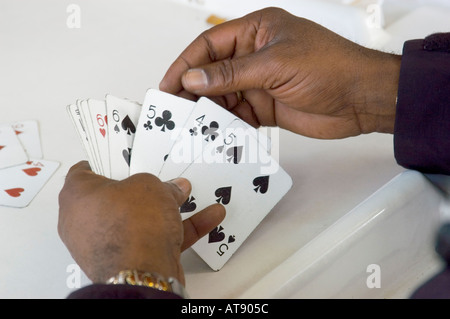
[215,186,232,205]
[228,235,235,243]
[180,196,197,213]
[114,124,120,134]
[253,176,269,194]
[121,115,136,135]
[208,226,225,243]
[216,145,224,153]
[226,146,243,164]
[122,148,132,166]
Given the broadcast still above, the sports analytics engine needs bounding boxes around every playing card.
[66,102,99,174]
[0,124,28,170]
[159,97,273,181]
[9,120,43,159]
[129,89,196,176]
[105,95,141,180]
[0,159,59,208]
[158,97,240,181]
[66,89,293,270]
[179,119,292,270]
[78,100,102,174]
[77,99,110,177]
[86,99,110,178]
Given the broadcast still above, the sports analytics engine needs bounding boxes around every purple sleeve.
[66,284,183,299]
[394,33,450,175]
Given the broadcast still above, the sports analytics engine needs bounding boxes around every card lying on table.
[0,120,59,208]
[67,89,292,270]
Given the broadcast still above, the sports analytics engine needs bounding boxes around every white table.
[0,0,448,299]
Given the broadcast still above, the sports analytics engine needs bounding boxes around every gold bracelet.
[106,269,189,298]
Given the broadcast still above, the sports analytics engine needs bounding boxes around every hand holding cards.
[0,120,59,208]
[67,89,292,270]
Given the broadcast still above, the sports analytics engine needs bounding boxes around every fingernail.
[170,177,190,194]
[183,69,208,91]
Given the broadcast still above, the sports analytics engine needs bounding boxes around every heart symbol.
[5,188,24,198]
[0,145,5,150]
[22,167,41,176]
[208,226,225,243]
[180,196,196,213]
[99,128,106,137]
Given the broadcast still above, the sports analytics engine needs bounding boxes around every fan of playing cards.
[67,89,292,270]
[0,120,59,208]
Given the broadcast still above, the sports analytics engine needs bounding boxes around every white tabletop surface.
[0,0,447,299]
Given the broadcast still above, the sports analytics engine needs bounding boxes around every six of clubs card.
[67,89,293,270]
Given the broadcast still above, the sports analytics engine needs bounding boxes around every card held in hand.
[129,89,195,177]
[66,89,293,271]
[179,119,292,270]
[106,95,141,180]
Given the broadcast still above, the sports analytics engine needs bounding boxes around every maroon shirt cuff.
[394,33,450,175]
[66,284,183,299]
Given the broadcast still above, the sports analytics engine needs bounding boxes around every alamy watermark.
[66,4,81,29]
[66,263,82,289]
[366,264,381,289]
[164,126,281,175]
[366,1,384,29]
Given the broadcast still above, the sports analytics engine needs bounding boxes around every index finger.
[159,11,261,94]
[60,161,107,201]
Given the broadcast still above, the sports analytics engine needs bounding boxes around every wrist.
[106,269,189,298]
[355,50,401,134]
[87,243,184,285]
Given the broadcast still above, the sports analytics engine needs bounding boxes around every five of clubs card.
[67,89,293,270]
[0,120,59,208]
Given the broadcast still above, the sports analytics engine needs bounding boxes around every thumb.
[181,52,269,96]
[166,177,192,206]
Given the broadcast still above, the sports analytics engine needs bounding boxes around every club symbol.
[143,120,153,130]
[201,121,219,141]
[189,127,198,136]
[155,110,175,132]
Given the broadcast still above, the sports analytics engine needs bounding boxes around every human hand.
[58,161,225,285]
[160,7,401,139]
